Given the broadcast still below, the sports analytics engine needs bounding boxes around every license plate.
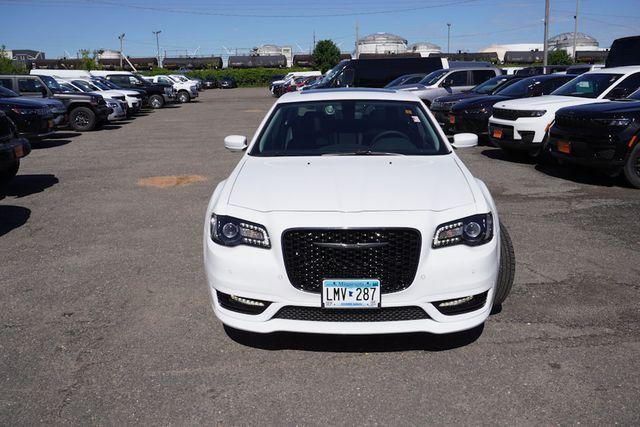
[449,115,456,124]
[322,279,380,309]
[557,140,571,154]
[492,128,503,139]
[14,145,24,158]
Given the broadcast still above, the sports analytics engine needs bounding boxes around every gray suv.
[401,67,502,106]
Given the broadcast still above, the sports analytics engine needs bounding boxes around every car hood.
[557,99,640,116]
[228,155,475,213]
[0,97,51,108]
[27,97,65,111]
[494,95,602,110]
[453,95,510,111]
[434,92,481,103]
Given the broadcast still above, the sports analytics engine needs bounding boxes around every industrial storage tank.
[228,54,287,68]
[357,32,407,57]
[549,32,599,50]
[410,42,441,57]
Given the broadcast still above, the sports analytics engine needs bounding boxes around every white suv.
[488,66,640,155]
[144,75,198,103]
[203,88,515,335]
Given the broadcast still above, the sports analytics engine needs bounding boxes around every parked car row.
[422,65,640,188]
[201,76,237,89]
[0,69,206,187]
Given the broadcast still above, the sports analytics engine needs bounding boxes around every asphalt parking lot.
[1,87,639,425]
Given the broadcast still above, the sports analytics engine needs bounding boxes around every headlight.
[210,214,271,249]
[432,213,493,248]
[527,110,547,117]
[10,107,37,115]
[464,107,488,114]
[594,118,632,127]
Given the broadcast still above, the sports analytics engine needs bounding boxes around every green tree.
[548,50,573,66]
[78,49,102,71]
[312,39,340,73]
[0,45,26,74]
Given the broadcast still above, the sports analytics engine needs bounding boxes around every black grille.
[555,114,603,130]
[273,306,429,322]
[493,108,535,120]
[281,228,421,294]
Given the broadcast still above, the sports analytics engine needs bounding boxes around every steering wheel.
[371,130,409,146]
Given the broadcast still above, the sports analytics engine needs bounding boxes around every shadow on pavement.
[3,174,59,198]
[0,205,31,237]
[47,132,81,139]
[224,324,484,352]
[481,148,537,165]
[100,124,122,131]
[535,163,628,188]
[30,139,72,149]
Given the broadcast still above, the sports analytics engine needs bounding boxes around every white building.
[410,42,442,57]
[481,32,606,62]
[356,33,408,57]
[252,44,293,67]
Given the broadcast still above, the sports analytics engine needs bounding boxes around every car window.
[604,72,640,99]
[59,82,79,93]
[537,77,574,94]
[445,71,469,86]
[0,78,13,90]
[628,89,640,100]
[71,80,95,92]
[472,70,497,85]
[108,75,129,85]
[18,78,45,94]
[473,76,508,94]
[0,85,18,97]
[419,69,449,86]
[158,76,172,84]
[250,100,448,157]
[552,73,623,98]
[404,76,422,85]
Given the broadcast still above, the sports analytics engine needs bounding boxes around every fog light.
[230,294,265,307]
[438,295,473,308]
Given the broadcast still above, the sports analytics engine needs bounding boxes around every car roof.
[278,88,421,104]
[588,65,640,74]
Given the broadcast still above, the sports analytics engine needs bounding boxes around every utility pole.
[572,0,579,62]
[118,33,125,69]
[447,23,451,55]
[543,0,550,69]
[313,30,316,52]
[153,30,162,68]
[355,21,359,58]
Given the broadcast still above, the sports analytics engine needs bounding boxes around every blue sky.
[0,0,638,58]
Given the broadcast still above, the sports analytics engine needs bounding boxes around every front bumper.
[451,112,491,135]
[16,115,55,139]
[204,209,500,335]
[431,109,455,133]
[488,122,541,152]
[548,127,633,168]
[0,137,31,166]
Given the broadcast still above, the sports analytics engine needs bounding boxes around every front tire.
[623,142,640,189]
[149,95,165,109]
[69,106,96,131]
[494,222,515,307]
[177,90,190,103]
[0,159,20,185]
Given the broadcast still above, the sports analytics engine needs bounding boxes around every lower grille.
[282,228,422,294]
[273,306,429,322]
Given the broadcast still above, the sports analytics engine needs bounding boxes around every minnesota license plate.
[322,279,380,309]
[557,140,571,154]
[492,128,503,139]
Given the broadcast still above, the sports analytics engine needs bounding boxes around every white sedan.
[204,88,515,336]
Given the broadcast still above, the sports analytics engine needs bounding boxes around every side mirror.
[224,135,247,152]
[451,133,478,149]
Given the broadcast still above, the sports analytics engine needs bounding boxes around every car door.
[443,70,472,94]
[17,77,47,98]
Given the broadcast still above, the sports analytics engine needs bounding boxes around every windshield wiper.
[322,150,405,156]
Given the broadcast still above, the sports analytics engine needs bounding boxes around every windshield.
[496,77,540,97]
[91,80,112,90]
[418,69,449,86]
[250,100,448,157]
[629,89,640,101]
[71,80,96,92]
[385,75,410,88]
[551,73,622,98]
[0,86,18,97]
[473,76,510,94]
[59,82,79,93]
[37,75,63,93]
[319,60,348,85]
[173,75,188,82]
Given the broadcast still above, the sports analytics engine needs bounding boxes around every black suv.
[549,89,640,188]
[98,73,175,108]
[1,74,110,132]
[0,110,30,186]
